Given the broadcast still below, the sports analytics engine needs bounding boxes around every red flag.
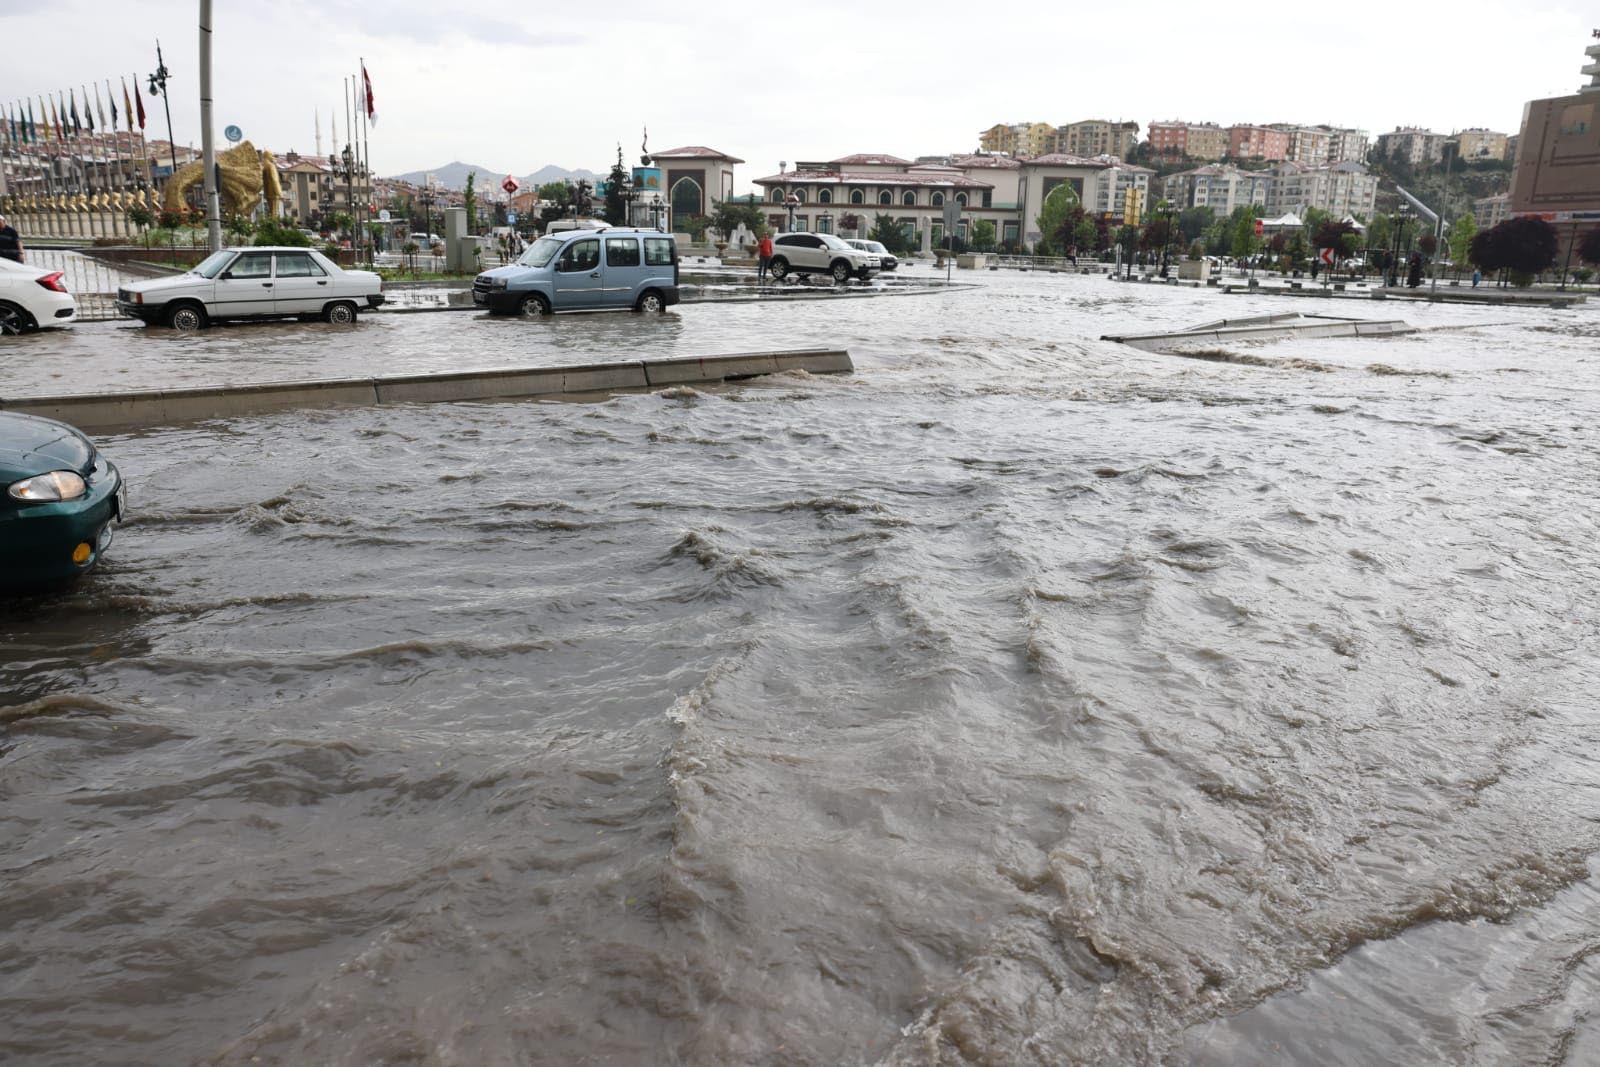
[134,77,146,130]
[361,63,376,126]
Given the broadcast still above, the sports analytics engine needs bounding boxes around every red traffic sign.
[1318,246,1336,265]
[501,175,520,195]
[1252,218,1264,236]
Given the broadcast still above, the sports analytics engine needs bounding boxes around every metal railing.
[17,249,136,322]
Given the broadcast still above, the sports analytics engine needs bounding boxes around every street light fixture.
[330,144,355,251]
[619,172,635,226]
[1388,201,1413,287]
[1159,200,1176,279]
[147,40,179,197]
[650,193,663,232]
[418,184,436,259]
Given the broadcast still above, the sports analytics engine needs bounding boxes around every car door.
[602,236,644,308]
[552,237,602,310]
[213,251,276,318]
[271,251,331,316]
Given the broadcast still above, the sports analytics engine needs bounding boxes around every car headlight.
[8,470,87,502]
[491,277,508,289]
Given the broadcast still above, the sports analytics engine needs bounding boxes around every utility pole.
[198,0,221,251]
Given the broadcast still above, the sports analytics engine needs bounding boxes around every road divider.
[1,349,853,432]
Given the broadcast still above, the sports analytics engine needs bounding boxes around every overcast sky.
[2,0,1593,188]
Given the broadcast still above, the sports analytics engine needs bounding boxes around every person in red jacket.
[757,232,773,283]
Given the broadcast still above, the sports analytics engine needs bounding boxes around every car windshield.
[191,251,236,279]
[817,234,851,250]
[519,237,563,268]
[868,242,888,254]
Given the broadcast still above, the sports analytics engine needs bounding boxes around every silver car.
[116,246,385,329]
[847,238,897,272]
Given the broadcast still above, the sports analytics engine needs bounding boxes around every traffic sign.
[1252,218,1264,236]
[1318,246,1336,265]
[224,125,242,143]
[507,210,518,224]
[501,174,520,195]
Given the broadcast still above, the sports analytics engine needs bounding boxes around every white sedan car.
[116,246,384,329]
[0,257,77,335]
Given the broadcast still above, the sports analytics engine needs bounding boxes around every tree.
[537,180,570,203]
[971,219,996,252]
[224,214,254,241]
[1447,213,1477,272]
[1481,216,1558,284]
[463,171,478,235]
[1176,206,1214,244]
[1034,183,1080,256]
[252,218,311,247]
[710,199,764,242]
[602,147,627,225]
[870,213,912,256]
[1230,210,1258,261]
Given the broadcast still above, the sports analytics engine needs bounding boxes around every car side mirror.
[220,271,233,279]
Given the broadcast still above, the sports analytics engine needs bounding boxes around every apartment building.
[1509,34,1600,263]
[977,122,1056,158]
[1451,128,1510,162]
[1227,125,1291,161]
[1376,127,1449,166]
[1162,164,1270,215]
[1148,120,1228,161]
[1056,120,1139,160]
[1088,157,1154,221]
[1265,161,1378,218]
[1473,193,1511,229]
[1326,127,1371,164]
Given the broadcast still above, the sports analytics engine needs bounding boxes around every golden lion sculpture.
[164,140,282,218]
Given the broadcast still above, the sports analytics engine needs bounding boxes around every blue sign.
[632,167,662,191]
[507,210,518,224]
[224,124,242,143]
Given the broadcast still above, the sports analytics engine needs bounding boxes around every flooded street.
[3,272,1600,1065]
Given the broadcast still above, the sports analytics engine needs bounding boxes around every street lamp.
[147,40,179,196]
[1388,202,1412,287]
[619,172,635,226]
[650,193,663,232]
[1159,200,1176,278]
[418,185,436,258]
[330,144,354,249]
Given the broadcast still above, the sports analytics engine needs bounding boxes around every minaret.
[315,109,322,156]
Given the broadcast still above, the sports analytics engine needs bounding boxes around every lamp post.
[1388,202,1412,288]
[651,193,663,232]
[330,144,354,252]
[418,185,436,260]
[147,41,179,197]
[619,172,635,226]
[1159,200,1176,279]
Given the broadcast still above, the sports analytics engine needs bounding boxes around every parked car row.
[115,247,385,329]
[768,233,882,283]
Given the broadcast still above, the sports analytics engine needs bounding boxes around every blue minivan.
[472,228,680,316]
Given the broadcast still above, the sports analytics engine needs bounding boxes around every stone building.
[1056,120,1139,160]
[1265,161,1378,218]
[648,146,743,223]
[1148,121,1228,161]
[1508,34,1600,263]
[1162,164,1270,216]
[1376,127,1449,167]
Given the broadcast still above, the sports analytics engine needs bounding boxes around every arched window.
[770,188,783,203]
[795,188,806,204]
[878,189,892,205]
[850,189,864,204]
[931,192,945,207]
[818,189,832,204]
[671,177,703,220]
[956,193,968,207]
[902,191,916,206]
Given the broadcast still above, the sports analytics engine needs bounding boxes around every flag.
[106,79,118,129]
[134,78,146,130]
[29,99,38,143]
[94,82,107,130]
[69,89,81,135]
[362,62,376,126]
[49,95,60,140]
[82,87,94,133]
[122,78,133,133]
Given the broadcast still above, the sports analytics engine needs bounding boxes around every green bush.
[251,218,312,247]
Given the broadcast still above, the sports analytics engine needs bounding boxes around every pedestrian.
[0,215,23,264]
[757,230,773,284]
[1472,268,1481,288]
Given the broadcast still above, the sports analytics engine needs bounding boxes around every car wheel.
[635,290,665,314]
[768,256,788,281]
[166,303,208,331]
[518,293,550,317]
[830,259,851,284]
[323,301,358,325]
[0,301,37,336]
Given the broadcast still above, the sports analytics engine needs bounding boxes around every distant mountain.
[521,164,600,187]
[386,162,601,191]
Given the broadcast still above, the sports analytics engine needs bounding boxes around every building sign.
[632,167,662,192]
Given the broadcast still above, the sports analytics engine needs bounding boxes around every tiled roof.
[829,153,913,166]
[651,145,745,163]
[753,171,993,189]
[1020,153,1112,168]
[951,154,1022,170]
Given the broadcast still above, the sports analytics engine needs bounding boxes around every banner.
[632,167,662,193]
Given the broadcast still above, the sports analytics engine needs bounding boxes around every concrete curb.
[1,349,853,432]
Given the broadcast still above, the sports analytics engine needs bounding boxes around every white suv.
[768,232,880,283]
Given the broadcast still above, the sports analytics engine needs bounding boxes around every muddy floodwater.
[3,273,1600,1065]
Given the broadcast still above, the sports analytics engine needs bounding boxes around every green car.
[1,411,124,589]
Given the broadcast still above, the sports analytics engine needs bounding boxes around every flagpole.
[361,58,373,262]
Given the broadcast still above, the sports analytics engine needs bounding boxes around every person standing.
[0,216,23,263]
[757,231,773,284]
